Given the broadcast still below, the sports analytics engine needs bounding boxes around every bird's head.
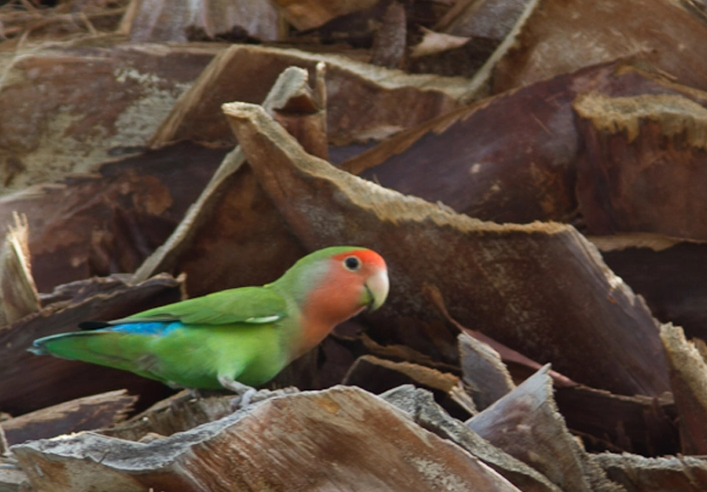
[328,247,389,312]
[276,246,389,354]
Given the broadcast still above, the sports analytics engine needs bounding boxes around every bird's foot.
[187,388,203,400]
[233,387,257,408]
[236,386,300,408]
[218,375,257,409]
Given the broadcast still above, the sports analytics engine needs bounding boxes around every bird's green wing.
[114,286,288,326]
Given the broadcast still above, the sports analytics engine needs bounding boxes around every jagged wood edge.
[0,212,40,327]
[382,384,562,492]
[467,365,624,492]
[132,66,312,282]
[660,323,707,454]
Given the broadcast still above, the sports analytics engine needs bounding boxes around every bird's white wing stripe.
[245,315,282,323]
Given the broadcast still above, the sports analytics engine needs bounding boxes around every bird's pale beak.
[364,268,389,311]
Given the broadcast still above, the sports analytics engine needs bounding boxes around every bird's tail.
[29,331,99,358]
[29,330,163,383]
[27,343,48,356]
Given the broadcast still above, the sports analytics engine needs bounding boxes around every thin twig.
[79,11,98,35]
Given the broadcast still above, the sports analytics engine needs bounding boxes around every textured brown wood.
[222,101,670,397]
[0,454,28,492]
[0,214,39,327]
[435,297,668,466]
[0,424,7,455]
[122,0,281,42]
[13,386,523,492]
[467,366,622,492]
[436,0,532,40]
[133,67,319,292]
[0,1,126,48]
[458,332,515,411]
[271,63,329,160]
[410,28,471,59]
[369,2,407,69]
[0,274,182,415]
[343,354,476,419]
[659,324,707,454]
[594,453,707,492]
[272,0,379,30]
[0,142,225,293]
[574,92,707,240]
[3,390,136,446]
[0,41,219,194]
[596,235,707,341]
[103,390,235,442]
[172,164,307,297]
[425,288,575,389]
[407,34,498,78]
[381,385,562,492]
[492,0,707,94]
[347,328,459,373]
[150,44,472,149]
[554,385,677,456]
[341,61,707,225]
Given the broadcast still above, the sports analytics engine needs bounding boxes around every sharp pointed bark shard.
[467,365,624,492]
[381,385,563,492]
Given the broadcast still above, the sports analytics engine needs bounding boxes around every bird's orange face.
[330,249,389,311]
[298,248,389,355]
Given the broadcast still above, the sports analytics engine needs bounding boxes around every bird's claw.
[231,387,257,409]
[218,375,257,409]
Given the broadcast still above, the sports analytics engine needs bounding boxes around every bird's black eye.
[344,256,361,271]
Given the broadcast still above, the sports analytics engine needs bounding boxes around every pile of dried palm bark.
[1,0,707,490]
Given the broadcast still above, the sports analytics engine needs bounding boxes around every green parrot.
[30,246,389,396]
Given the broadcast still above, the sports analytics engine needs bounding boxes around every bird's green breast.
[146,323,288,388]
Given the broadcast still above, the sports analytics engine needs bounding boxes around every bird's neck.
[295,278,366,358]
[271,276,364,361]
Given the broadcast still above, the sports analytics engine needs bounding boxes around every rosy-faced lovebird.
[30,246,388,395]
